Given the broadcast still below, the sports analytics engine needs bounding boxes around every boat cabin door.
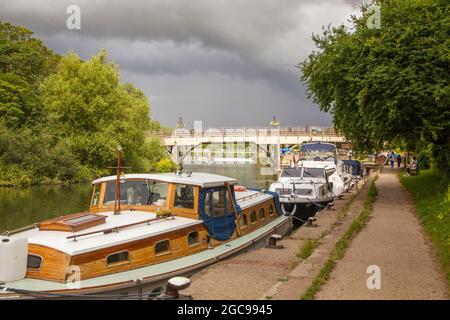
[199,187,237,241]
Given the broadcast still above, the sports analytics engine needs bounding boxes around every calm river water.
[0,164,276,232]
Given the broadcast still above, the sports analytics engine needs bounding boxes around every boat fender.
[234,185,247,192]
[281,203,297,216]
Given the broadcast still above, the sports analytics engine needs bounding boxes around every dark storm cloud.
[0,0,366,127]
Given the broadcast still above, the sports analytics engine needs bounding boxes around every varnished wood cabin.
[5,173,286,284]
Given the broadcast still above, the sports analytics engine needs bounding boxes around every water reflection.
[0,184,91,232]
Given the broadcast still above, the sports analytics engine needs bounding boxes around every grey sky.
[0,0,365,128]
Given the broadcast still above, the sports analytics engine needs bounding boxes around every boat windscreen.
[281,168,302,177]
[301,152,336,162]
[302,168,325,178]
[104,180,168,206]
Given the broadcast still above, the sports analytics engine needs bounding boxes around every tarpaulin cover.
[300,142,336,152]
[199,187,237,241]
[343,160,362,176]
[247,188,283,217]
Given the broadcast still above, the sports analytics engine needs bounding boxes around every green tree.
[0,22,58,126]
[300,0,449,171]
[0,22,172,185]
[40,50,162,171]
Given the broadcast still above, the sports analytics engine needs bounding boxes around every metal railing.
[148,127,340,139]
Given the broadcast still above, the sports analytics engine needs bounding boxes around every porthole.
[258,207,266,220]
[240,214,248,227]
[27,254,42,270]
[250,210,257,223]
[188,231,200,247]
[106,251,130,265]
[155,239,171,255]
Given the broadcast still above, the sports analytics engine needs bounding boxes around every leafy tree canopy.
[300,0,449,171]
[0,22,174,185]
[0,22,59,127]
[40,50,159,171]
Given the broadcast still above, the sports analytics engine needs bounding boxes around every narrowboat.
[0,171,292,299]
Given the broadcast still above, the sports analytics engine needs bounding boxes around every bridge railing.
[149,127,339,139]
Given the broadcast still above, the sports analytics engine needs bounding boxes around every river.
[0,164,276,233]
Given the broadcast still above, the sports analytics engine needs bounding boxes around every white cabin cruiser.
[298,142,350,196]
[269,163,335,215]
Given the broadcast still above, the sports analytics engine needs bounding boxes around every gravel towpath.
[316,169,448,300]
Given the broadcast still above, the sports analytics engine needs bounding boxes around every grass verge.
[290,182,362,268]
[300,176,378,300]
[399,169,450,290]
[297,239,319,259]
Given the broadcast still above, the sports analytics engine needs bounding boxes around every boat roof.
[92,172,237,188]
[4,215,291,291]
[301,142,336,152]
[12,211,202,256]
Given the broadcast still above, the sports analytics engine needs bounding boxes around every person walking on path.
[389,151,396,169]
[396,154,402,168]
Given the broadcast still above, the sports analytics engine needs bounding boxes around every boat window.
[174,184,195,209]
[250,210,258,223]
[204,189,231,217]
[27,254,42,269]
[104,180,168,206]
[240,214,248,227]
[188,231,199,247]
[301,151,336,161]
[212,190,226,217]
[281,168,302,177]
[204,192,211,216]
[106,251,129,265]
[259,208,266,220]
[91,184,100,206]
[155,240,171,255]
[302,168,325,178]
[269,204,275,215]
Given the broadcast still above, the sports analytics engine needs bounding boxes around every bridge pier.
[171,144,179,164]
[273,142,281,172]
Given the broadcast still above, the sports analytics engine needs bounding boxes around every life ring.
[234,185,247,192]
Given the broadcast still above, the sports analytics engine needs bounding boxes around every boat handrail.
[66,214,175,241]
[1,223,39,236]
[236,192,262,202]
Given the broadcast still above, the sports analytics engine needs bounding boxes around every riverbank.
[316,169,447,299]
[399,169,450,290]
[182,173,374,299]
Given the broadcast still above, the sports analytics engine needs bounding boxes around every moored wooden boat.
[0,171,292,299]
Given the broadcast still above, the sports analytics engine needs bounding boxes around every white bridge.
[149,126,348,170]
